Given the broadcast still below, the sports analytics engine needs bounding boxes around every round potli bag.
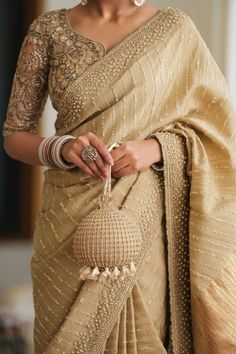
[73,142,143,282]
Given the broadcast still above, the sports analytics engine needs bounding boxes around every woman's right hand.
[61,132,114,181]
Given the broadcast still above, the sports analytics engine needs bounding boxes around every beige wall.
[225,0,236,108]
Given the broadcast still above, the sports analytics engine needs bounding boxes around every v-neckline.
[63,7,164,56]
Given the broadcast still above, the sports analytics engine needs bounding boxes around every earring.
[81,0,87,5]
[133,0,145,6]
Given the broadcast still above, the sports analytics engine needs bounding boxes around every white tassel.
[121,265,130,275]
[113,267,120,277]
[87,266,100,280]
[130,261,137,273]
[111,267,120,281]
[80,263,137,282]
[101,267,111,277]
[79,266,91,280]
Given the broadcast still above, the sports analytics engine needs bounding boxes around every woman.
[3,0,236,352]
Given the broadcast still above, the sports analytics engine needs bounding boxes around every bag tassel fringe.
[79,261,137,282]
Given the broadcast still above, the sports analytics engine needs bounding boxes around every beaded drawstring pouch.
[73,142,143,282]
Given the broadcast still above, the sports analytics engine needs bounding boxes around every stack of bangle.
[38,135,76,170]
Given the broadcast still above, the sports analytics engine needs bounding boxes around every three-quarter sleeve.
[2,16,51,137]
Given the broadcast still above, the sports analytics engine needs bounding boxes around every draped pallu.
[30,8,236,354]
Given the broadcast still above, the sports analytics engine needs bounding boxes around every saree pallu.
[31,8,236,354]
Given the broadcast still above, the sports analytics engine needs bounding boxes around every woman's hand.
[61,132,114,181]
[110,138,162,178]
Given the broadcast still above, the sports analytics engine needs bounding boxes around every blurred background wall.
[0,0,235,352]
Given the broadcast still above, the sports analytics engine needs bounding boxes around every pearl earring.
[81,0,88,5]
[133,0,145,6]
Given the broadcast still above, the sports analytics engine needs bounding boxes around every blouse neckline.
[62,7,164,55]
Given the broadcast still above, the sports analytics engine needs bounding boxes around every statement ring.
[80,145,98,163]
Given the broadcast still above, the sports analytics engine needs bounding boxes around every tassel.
[101,267,111,277]
[92,266,100,276]
[111,267,120,281]
[79,263,137,282]
[89,266,100,280]
[79,266,91,280]
[130,261,137,273]
[122,265,130,275]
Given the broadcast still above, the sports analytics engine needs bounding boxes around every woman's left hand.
[110,138,162,178]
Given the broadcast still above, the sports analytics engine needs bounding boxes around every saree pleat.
[104,283,168,354]
[104,315,120,352]
[4,6,235,353]
[126,293,137,352]
[103,228,168,353]
[117,302,127,353]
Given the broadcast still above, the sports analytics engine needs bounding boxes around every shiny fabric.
[3,7,236,354]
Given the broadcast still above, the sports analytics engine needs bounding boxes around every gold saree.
[3,7,236,354]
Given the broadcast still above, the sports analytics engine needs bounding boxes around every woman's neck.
[78,0,141,21]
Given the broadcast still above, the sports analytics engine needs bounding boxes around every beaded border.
[56,8,185,134]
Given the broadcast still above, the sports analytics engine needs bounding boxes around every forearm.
[3,131,44,166]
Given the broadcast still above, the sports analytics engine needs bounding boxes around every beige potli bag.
[73,142,143,283]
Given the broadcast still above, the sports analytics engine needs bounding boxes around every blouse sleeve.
[2,16,51,138]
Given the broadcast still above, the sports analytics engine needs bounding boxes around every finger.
[112,165,134,178]
[85,155,106,181]
[95,154,110,177]
[112,156,130,173]
[73,139,106,180]
[70,151,100,179]
[110,145,126,162]
[88,133,114,165]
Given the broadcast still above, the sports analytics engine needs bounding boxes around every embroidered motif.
[57,8,184,133]
[3,9,105,137]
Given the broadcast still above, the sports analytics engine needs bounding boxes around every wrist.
[145,134,164,172]
[148,137,163,164]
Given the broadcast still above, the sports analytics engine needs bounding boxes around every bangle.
[51,135,76,169]
[38,136,58,168]
[151,161,164,172]
[145,134,164,172]
[38,135,76,170]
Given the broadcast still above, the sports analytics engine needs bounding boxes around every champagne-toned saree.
[3,7,236,354]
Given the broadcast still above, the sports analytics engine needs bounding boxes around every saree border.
[56,8,185,134]
[157,132,194,353]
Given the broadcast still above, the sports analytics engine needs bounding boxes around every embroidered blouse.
[3,9,106,137]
